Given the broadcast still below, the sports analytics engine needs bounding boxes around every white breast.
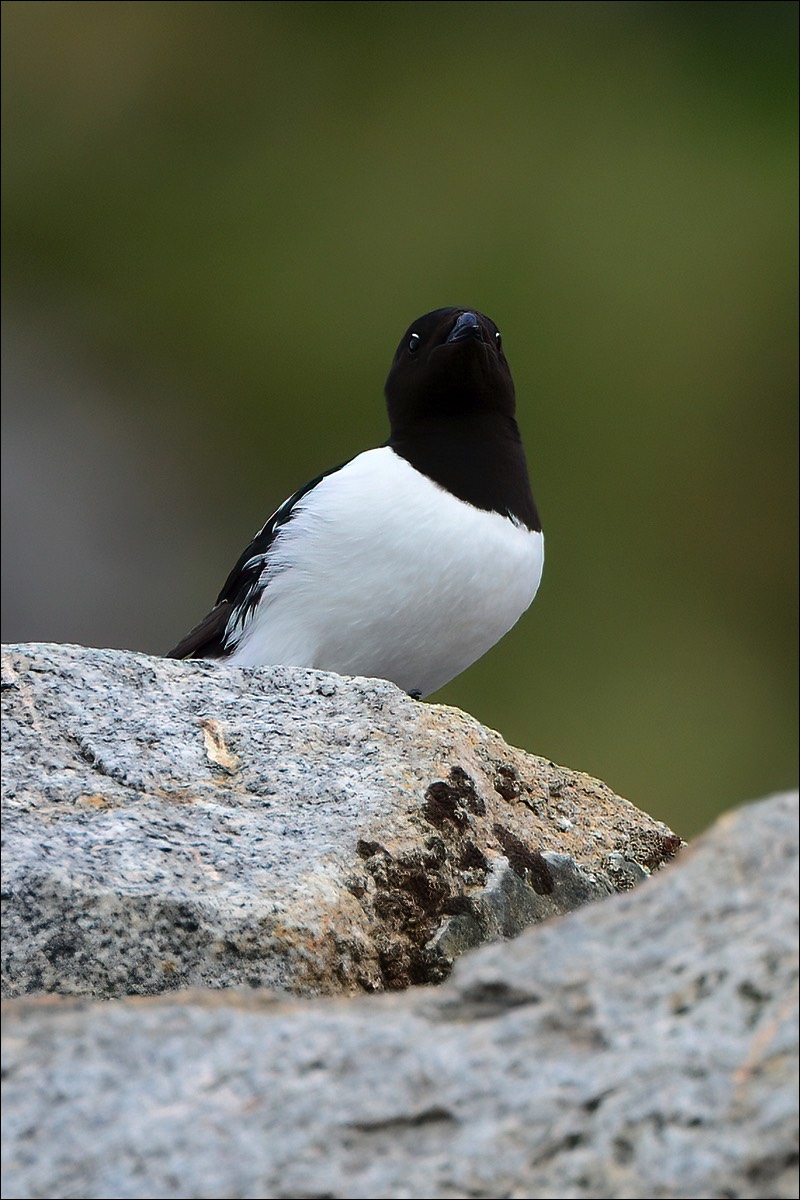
[225,446,543,696]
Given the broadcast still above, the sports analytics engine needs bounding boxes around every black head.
[385,307,516,433]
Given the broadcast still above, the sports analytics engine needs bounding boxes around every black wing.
[166,461,347,660]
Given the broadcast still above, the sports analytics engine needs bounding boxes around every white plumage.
[224,446,543,697]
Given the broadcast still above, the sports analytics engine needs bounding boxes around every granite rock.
[2,791,797,1200]
[1,642,681,998]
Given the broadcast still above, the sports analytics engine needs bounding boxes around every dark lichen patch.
[356,839,385,859]
[354,772,497,990]
[458,841,489,873]
[492,823,554,894]
[358,844,456,989]
[450,766,485,815]
[392,864,450,913]
[493,763,521,801]
[422,834,448,868]
[422,766,485,829]
[423,784,471,829]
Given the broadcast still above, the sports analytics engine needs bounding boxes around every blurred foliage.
[2,0,797,835]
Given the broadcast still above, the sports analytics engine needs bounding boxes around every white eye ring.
[408,333,421,353]
[495,331,502,348]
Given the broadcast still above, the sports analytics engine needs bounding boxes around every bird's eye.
[495,331,502,349]
[408,333,421,354]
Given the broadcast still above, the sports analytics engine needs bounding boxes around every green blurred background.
[2,1,797,837]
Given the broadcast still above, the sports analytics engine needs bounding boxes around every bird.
[167,307,543,698]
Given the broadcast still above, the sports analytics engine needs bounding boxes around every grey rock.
[2,791,797,1200]
[1,642,681,999]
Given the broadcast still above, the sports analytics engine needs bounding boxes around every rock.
[1,791,797,1200]
[1,642,681,999]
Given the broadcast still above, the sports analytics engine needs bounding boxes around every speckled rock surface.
[2,791,796,1200]
[1,642,681,998]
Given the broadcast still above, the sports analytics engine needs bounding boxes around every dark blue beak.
[446,311,482,344]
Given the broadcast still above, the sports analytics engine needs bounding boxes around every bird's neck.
[388,411,541,531]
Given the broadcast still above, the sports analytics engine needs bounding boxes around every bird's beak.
[446,311,483,344]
